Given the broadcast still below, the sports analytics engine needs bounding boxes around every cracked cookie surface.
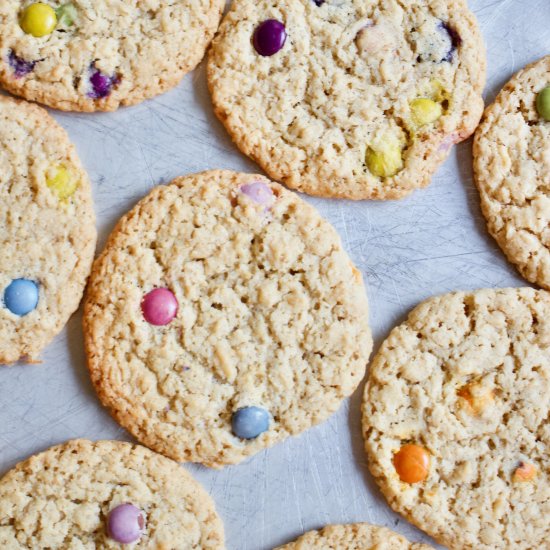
[0,0,224,111]
[207,0,485,200]
[83,170,372,467]
[276,523,433,549]
[0,439,224,548]
[0,95,96,364]
[474,56,550,289]
[362,287,550,550]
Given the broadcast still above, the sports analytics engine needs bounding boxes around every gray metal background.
[1,1,549,548]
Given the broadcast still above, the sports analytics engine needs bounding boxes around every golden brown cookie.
[474,56,550,289]
[0,95,96,364]
[208,0,486,199]
[84,170,372,467]
[276,523,433,549]
[363,287,550,550]
[0,0,224,111]
[0,439,224,548]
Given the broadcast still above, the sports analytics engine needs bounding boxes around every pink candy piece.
[141,288,178,326]
[240,182,275,206]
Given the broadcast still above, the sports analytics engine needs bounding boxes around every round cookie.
[473,56,550,289]
[207,0,486,200]
[362,288,550,550]
[0,439,225,548]
[83,170,372,467]
[0,0,224,111]
[0,95,96,364]
[276,523,433,549]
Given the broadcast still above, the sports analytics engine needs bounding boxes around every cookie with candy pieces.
[84,170,372,467]
[208,0,486,199]
[0,95,96,364]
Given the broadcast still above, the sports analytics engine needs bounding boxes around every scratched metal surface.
[1,1,549,548]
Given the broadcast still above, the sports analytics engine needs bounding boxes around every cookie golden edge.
[0,95,97,364]
[0,0,224,112]
[361,287,550,549]
[473,55,550,290]
[83,169,372,468]
[206,0,486,200]
[0,438,225,548]
[276,523,434,549]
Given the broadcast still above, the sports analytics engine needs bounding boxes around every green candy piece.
[536,86,550,121]
[55,3,77,27]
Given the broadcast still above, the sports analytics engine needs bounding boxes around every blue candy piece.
[232,406,269,439]
[4,279,39,316]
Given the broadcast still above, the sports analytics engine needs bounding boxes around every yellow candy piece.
[427,80,447,103]
[20,3,57,38]
[46,164,79,200]
[366,144,403,178]
[410,98,443,128]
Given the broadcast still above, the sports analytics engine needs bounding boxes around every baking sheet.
[1,1,549,548]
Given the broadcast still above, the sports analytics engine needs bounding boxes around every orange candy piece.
[513,462,537,482]
[458,382,494,415]
[393,444,430,483]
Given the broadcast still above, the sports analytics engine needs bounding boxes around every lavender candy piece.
[88,66,119,99]
[438,22,462,62]
[8,50,36,78]
[107,503,145,544]
[240,181,275,207]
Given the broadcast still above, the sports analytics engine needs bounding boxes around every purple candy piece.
[313,0,325,5]
[240,182,275,207]
[107,503,145,544]
[253,19,287,57]
[438,22,462,62]
[8,50,36,78]
[88,65,119,99]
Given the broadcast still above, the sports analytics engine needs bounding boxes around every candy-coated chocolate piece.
[393,444,430,483]
[366,145,403,178]
[55,3,77,27]
[427,79,447,103]
[513,461,537,482]
[20,3,57,37]
[232,406,269,439]
[438,21,461,62]
[107,503,145,544]
[88,66,118,99]
[253,20,286,57]
[536,86,550,121]
[141,288,178,326]
[410,98,443,127]
[4,279,39,316]
[240,181,274,206]
[46,164,79,200]
[457,382,494,415]
[8,50,36,78]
